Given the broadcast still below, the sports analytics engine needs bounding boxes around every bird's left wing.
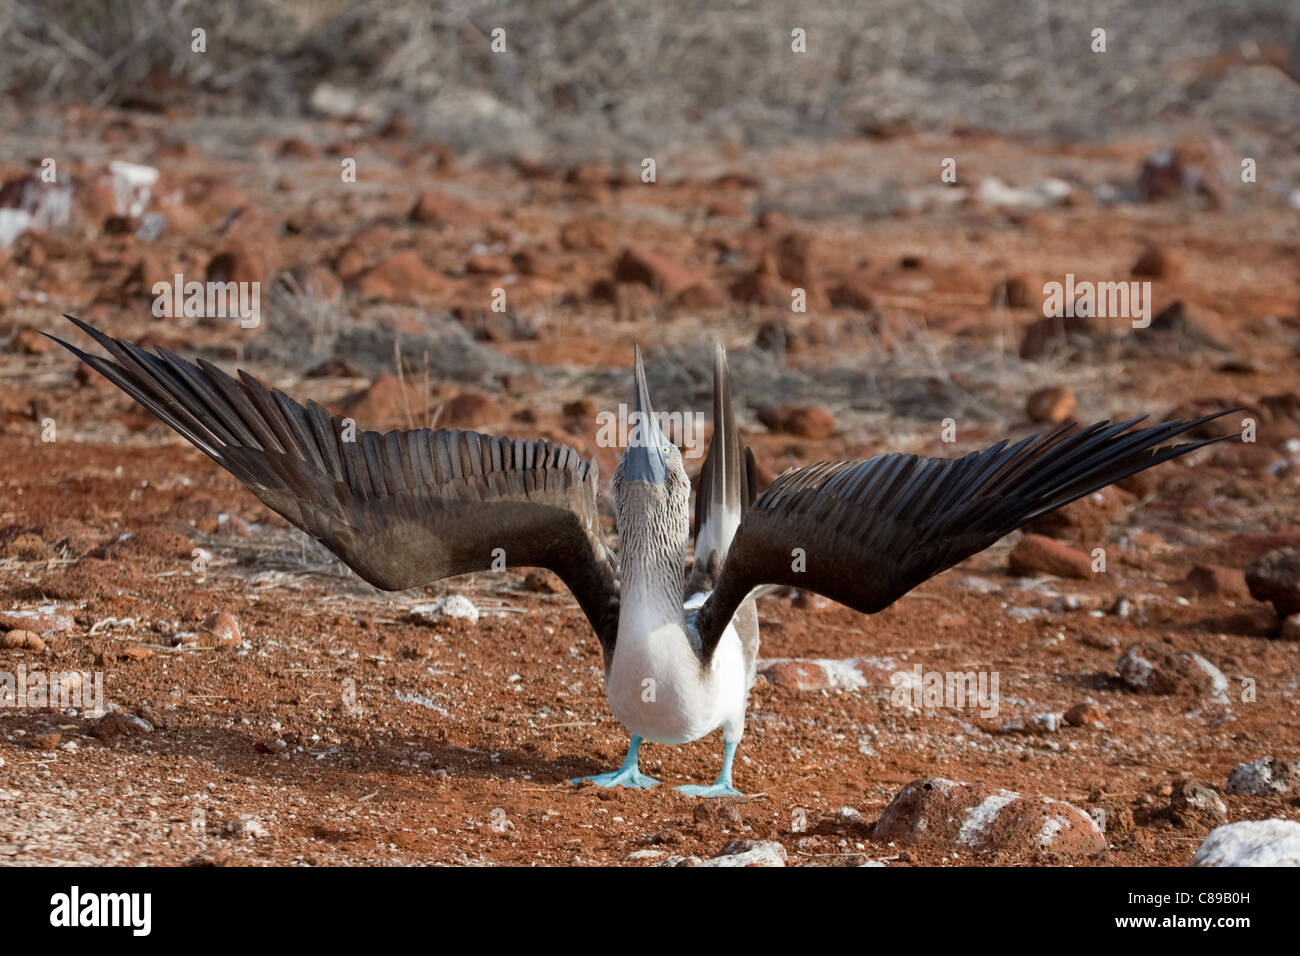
[693,412,1233,658]
[49,316,621,658]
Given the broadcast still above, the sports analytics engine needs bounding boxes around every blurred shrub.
[1,0,1296,150]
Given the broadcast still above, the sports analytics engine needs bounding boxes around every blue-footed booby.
[50,315,1232,797]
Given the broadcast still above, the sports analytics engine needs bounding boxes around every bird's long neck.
[616,491,689,630]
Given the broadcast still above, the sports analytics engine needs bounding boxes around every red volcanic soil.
[0,109,1298,865]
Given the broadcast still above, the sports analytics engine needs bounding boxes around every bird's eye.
[661,443,673,457]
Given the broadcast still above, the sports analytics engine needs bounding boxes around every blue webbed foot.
[676,740,743,798]
[573,766,660,789]
[570,736,658,788]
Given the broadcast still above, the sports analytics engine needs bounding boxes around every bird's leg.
[676,740,743,798]
[570,735,659,789]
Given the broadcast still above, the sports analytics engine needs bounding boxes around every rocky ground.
[1,105,1299,866]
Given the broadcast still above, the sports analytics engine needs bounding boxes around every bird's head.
[612,346,690,557]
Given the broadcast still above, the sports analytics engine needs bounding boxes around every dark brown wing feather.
[695,412,1236,658]
[50,316,620,658]
[687,345,757,595]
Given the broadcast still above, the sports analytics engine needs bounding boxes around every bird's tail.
[688,344,755,594]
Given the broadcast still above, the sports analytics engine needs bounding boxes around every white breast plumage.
[606,592,747,746]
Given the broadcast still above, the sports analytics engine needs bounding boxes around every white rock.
[409,595,479,626]
[0,208,32,247]
[1,604,75,636]
[108,160,159,218]
[1007,606,1047,620]
[1189,652,1229,702]
[697,840,787,867]
[815,658,869,691]
[0,173,72,238]
[625,849,665,861]
[219,816,268,840]
[1117,646,1228,702]
[1030,713,1061,733]
[976,176,1073,208]
[957,790,1020,846]
[1193,820,1300,867]
[308,82,383,121]
[956,576,1002,594]
[1117,648,1155,689]
[1226,757,1300,796]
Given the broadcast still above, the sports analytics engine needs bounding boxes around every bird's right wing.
[49,316,621,659]
[693,412,1235,659]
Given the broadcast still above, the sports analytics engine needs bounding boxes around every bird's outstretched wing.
[694,412,1234,659]
[49,316,621,659]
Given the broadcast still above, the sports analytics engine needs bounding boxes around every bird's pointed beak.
[625,345,667,484]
